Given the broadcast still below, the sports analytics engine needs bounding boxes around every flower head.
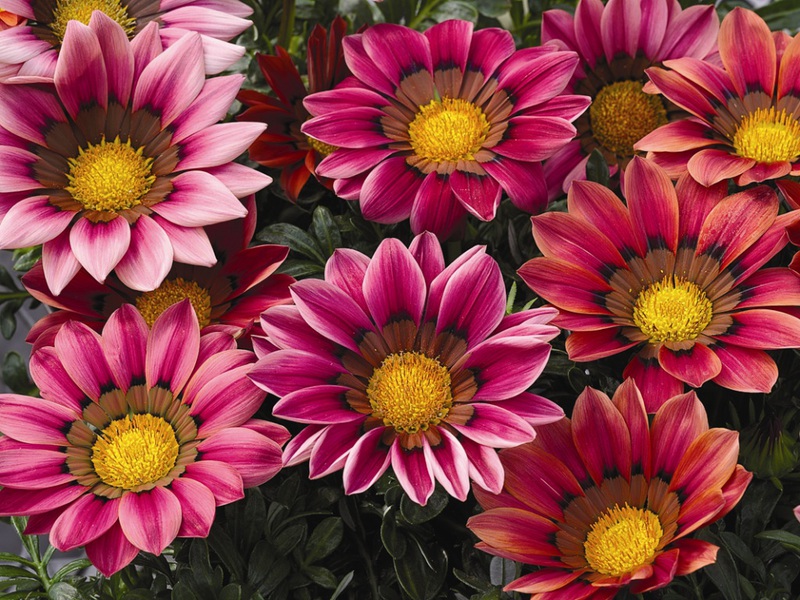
[301,20,588,239]
[520,157,800,411]
[541,0,719,198]
[237,16,350,201]
[0,301,288,576]
[636,8,800,188]
[0,0,252,81]
[21,196,294,345]
[249,233,563,505]
[468,379,752,599]
[0,12,270,295]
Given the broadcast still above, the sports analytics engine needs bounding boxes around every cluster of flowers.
[0,0,798,596]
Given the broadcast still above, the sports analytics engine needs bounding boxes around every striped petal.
[658,343,722,388]
[118,486,182,554]
[50,494,120,551]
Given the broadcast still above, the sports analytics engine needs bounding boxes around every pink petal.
[712,343,777,393]
[718,7,776,100]
[658,343,722,388]
[101,304,148,392]
[482,157,549,215]
[182,460,244,505]
[324,249,371,313]
[169,477,215,538]
[358,156,420,224]
[118,487,181,554]
[494,392,564,427]
[391,440,435,506]
[113,214,173,292]
[408,172,467,239]
[0,484,85,517]
[203,163,273,197]
[462,337,551,400]
[56,20,108,121]
[364,238,426,329]
[650,391,708,480]
[572,387,631,485]
[0,195,74,249]
[625,157,679,254]
[41,229,82,296]
[29,347,86,412]
[281,424,323,467]
[260,305,338,356]
[55,321,116,401]
[273,385,362,425]
[425,428,469,501]
[85,522,139,577]
[50,494,120,551]
[248,349,346,397]
[460,436,504,494]
[0,448,71,489]
[361,24,432,89]
[687,148,755,187]
[635,118,718,153]
[197,427,283,487]
[308,420,364,479]
[146,300,200,395]
[190,366,265,437]
[716,309,800,349]
[150,216,216,267]
[154,171,248,227]
[449,171,503,222]
[449,403,535,448]
[341,426,392,494]
[69,217,131,284]
[91,10,134,106]
[176,122,267,171]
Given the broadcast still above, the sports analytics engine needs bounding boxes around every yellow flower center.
[590,80,668,159]
[91,414,179,490]
[366,352,453,434]
[306,135,338,156]
[633,276,713,343]
[135,277,213,328]
[51,0,136,42]
[584,504,663,577]
[732,107,800,163]
[66,136,155,214]
[408,97,490,163]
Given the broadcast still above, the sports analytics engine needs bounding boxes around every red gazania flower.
[301,20,588,239]
[635,8,800,189]
[21,196,294,346]
[468,380,752,599]
[237,16,349,202]
[0,301,289,576]
[0,0,252,81]
[520,157,800,411]
[0,13,270,295]
[249,233,563,506]
[541,0,719,199]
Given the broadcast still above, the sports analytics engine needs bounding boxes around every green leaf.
[430,0,479,23]
[172,581,199,600]
[51,559,92,583]
[381,507,407,559]
[393,541,447,600]
[208,526,246,583]
[585,149,610,187]
[303,517,343,565]
[255,223,326,265]
[737,479,782,543]
[310,206,342,257]
[0,265,17,290]
[328,571,354,600]
[400,488,448,524]
[0,302,17,339]
[0,592,47,599]
[12,246,41,273]
[755,529,800,554]
[218,584,243,600]
[475,0,511,17]
[755,0,800,31]
[121,591,162,600]
[703,540,742,600]
[47,582,85,600]
[303,566,338,590]
[720,531,765,580]
[273,523,306,556]
[279,259,325,279]
[0,565,37,579]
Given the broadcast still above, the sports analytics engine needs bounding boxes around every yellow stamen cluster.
[91,414,179,490]
[633,276,713,343]
[590,80,668,159]
[306,135,338,156]
[51,0,136,42]
[584,504,663,577]
[367,352,453,434]
[135,278,213,328]
[732,107,800,164]
[408,97,490,163]
[66,136,155,214]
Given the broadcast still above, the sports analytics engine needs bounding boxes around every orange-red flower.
[468,379,752,599]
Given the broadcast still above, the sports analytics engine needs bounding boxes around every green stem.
[408,0,446,29]
[0,291,30,301]
[277,0,295,50]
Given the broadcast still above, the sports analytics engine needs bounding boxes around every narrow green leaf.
[393,542,447,600]
[380,507,407,559]
[310,206,342,257]
[304,517,343,564]
[50,559,92,583]
[755,529,800,554]
[303,565,338,589]
[755,0,800,30]
[328,571,354,600]
[703,542,742,600]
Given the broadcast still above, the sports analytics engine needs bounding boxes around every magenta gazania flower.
[249,233,563,506]
[301,20,588,239]
[237,16,350,202]
[541,0,719,199]
[520,157,800,411]
[635,8,800,188]
[0,0,253,81]
[0,301,288,576]
[21,196,295,346]
[0,12,270,295]
[468,379,752,599]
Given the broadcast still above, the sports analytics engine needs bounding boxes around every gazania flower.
[0,13,270,295]
[0,301,288,576]
[301,20,587,239]
[468,380,752,599]
[249,233,563,505]
[520,157,800,411]
[21,196,294,346]
[0,0,252,81]
[541,0,719,198]
[636,8,800,188]
[237,16,349,202]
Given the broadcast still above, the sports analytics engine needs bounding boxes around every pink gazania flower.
[0,301,289,576]
[20,195,294,346]
[541,0,719,199]
[0,0,252,81]
[0,12,270,295]
[301,20,588,239]
[249,233,564,506]
[520,157,800,411]
[468,380,752,599]
[237,16,350,202]
[635,8,800,188]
